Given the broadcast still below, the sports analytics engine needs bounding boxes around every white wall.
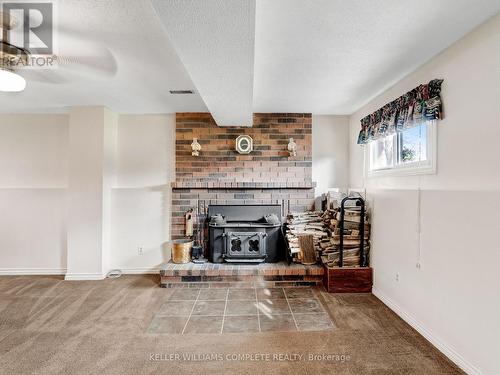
[312,115,349,195]
[66,107,118,279]
[349,13,500,375]
[0,114,68,274]
[0,112,175,275]
[110,114,175,272]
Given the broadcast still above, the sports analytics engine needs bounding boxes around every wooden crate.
[323,266,372,293]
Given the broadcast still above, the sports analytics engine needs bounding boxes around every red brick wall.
[171,113,316,239]
[175,113,312,187]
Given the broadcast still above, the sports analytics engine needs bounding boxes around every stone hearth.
[160,262,324,288]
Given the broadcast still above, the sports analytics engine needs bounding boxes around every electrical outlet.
[395,273,400,282]
[138,247,143,256]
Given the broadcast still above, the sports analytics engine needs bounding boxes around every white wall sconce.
[287,137,297,157]
[191,137,201,157]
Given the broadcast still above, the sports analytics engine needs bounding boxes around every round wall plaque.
[235,135,253,154]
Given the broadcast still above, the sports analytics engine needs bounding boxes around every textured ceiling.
[151,0,255,126]
[1,0,499,118]
[254,0,500,114]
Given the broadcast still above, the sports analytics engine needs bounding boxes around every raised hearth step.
[160,261,324,277]
[159,261,324,288]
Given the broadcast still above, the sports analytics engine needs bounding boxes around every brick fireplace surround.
[171,112,316,239]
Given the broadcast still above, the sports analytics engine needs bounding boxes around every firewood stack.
[285,201,371,267]
[320,207,370,267]
[285,211,328,263]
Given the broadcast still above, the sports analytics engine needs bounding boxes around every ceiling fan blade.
[3,15,118,81]
[53,44,118,78]
[20,69,68,84]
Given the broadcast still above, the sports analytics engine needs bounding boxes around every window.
[367,121,436,177]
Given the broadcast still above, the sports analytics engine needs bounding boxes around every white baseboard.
[372,287,482,375]
[0,268,66,275]
[0,268,159,278]
[64,273,105,280]
[65,268,160,279]
[119,267,160,275]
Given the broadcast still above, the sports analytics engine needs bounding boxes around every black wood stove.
[208,204,283,263]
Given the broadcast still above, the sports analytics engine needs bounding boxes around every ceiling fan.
[0,11,118,93]
[0,11,27,91]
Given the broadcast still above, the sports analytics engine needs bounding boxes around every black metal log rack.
[339,197,367,267]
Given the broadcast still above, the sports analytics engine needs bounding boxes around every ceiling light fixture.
[0,68,26,92]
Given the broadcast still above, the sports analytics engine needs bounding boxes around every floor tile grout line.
[284,288,300,331]
[255,287,261,333]
[168,297,318,302]
[155,312,326,318]
[220,288,230,334]
[181,289,201,335]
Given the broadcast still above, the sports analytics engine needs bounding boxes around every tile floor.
[147,287,335,334]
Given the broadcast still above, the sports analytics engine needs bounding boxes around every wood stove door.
[226,232,266,259]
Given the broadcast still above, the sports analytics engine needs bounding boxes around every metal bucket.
[171,239,193,264]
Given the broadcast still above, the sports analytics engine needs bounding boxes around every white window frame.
[365,120,437,178]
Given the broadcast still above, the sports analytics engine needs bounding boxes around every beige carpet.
[0,275,463,374]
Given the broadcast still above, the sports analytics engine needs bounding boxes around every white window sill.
[367,162,436,178]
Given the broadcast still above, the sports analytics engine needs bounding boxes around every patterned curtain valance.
[357,79,443,145]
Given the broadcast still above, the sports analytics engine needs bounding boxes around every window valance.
[357,79,443,145]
